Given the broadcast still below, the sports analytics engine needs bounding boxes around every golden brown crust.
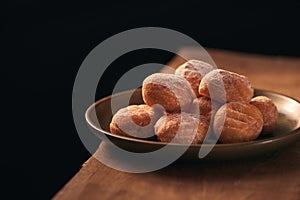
[250,96,278,133]
[175,60,214,97]
[199,69,254,103]
[142,73,194,113]
[109,104,163,139]
[213,102,263,143]
[154,112,209,144]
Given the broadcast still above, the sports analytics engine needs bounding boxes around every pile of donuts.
[110,60,278,144]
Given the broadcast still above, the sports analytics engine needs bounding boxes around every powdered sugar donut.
[154,112,209,144]
[199,69,254,103]
[250,96,278,133]
[213,102,263,143]
[175,60,215,97]
[142,73,195,113]
[110,104,163,139]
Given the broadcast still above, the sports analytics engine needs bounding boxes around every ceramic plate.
[86,89,300,161]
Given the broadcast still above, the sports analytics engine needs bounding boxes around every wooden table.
[54,49,300,200]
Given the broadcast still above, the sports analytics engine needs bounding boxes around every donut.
[213,102,263,143]
[110,104,163,139]
[250,96,278,133]
[154,112,209,144]
[175,60,215,97]
[142,73,194,113]
[199,69,254,103]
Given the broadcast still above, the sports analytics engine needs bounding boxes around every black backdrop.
[2,1,300,199]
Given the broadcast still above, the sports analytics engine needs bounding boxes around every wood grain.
[53,48,300,200]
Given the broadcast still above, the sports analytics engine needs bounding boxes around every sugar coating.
[143,73,194,97]
[199,69,254,103]
[175,60,215,78]
[175,60,215,96]
[142,73,195,112]
[155,112,209,144]
[213,102,263,143]
[250,96,278,133]
[110,104,162,138]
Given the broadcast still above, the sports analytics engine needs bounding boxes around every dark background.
[2,1,300,199]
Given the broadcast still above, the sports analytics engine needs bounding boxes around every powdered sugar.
[143,73,195,103]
